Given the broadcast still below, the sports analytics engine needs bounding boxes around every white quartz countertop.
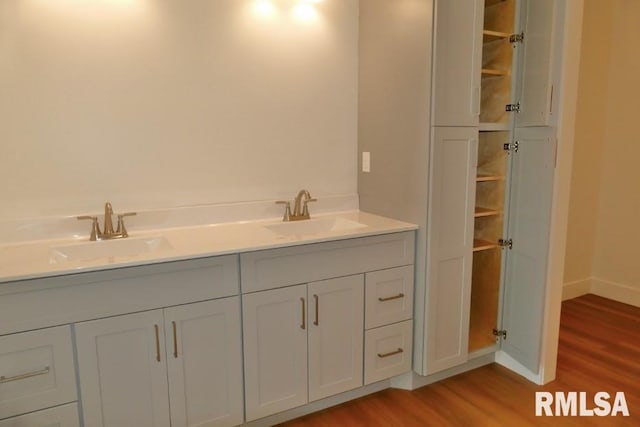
[0,210,417,284]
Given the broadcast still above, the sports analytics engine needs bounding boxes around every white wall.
[0,0,358,221]
[564,0,640,307]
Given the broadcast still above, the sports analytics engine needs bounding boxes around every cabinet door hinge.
[509,32,524,44]
[498,238,513,250]
[493,328,508,340]
[505,102,521,113]
[503,141,519,153]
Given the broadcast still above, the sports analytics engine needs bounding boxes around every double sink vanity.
[0,194,417,427]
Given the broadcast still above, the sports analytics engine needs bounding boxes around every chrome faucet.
[78,202,136,241]
[276,190,317,221]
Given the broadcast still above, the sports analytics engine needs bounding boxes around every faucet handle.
[275,201,292,222]
[77,215,100,241]
[302,198,317,217]
[115,212,137,236]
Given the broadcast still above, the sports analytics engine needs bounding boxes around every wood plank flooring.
[279,295,640,426]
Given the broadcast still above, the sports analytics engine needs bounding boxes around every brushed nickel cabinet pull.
[154,324,161,362]
[301,297,306,330]
[172,321,178,359]
[377,348,404,358]
[378,293,405,302]
[313,294,319,326]
[0,366,50,384]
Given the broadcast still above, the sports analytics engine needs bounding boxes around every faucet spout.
[103,202,115,237]
[293,190,312,218]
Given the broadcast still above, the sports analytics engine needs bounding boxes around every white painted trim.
[390,353,495,391]
[538,0,584,385]
[244,380,390,427]
[562,278,592,300]
[591,277,640,308]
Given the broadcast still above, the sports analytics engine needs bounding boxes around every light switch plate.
[362,152,371,173]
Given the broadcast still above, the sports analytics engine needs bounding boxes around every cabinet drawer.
[0,403,79,427]
[241,232,415,293]
[364,320,413,385]
[0,326,77,420]
[365,266,414,329]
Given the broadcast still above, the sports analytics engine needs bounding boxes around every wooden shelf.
[485,0,507,6]
[479,122,510,132]
[483,30,510,42]
[473,239,499,252]
[475,207,502,218]
[481,68,509,77]
[476,174,505,182]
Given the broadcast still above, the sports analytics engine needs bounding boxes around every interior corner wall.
[564,0,640,306]
[589,0,640,305]
[357,0,433,371]
[0,0,358,221]
[562,0,612,285]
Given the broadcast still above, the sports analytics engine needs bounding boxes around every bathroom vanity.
[0,208,416,427]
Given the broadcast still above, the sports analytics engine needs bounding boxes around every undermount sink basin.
[264,217,367,236]
[50,236,172,264]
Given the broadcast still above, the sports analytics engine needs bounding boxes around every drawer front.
[0,403,79,427]
[0,327,77,420]
[364,320,413,385]
[241,232,415,293]
[365,266,414,329]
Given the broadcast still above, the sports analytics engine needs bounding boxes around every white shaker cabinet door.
[164,298,244,427]
[432,0,484,126]
[515,0,557,126]
[242,285,308,422]
[75,310,171,427]
[307,275,364,402]
[424,127,477,374]
[501,127,556,374]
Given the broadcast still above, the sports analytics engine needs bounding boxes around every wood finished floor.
[278,295,640,426]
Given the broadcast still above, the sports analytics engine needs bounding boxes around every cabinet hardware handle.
[377,348,404,359]
[154,324,161,362]
[172,321,178,359]
[313,294,319,326]
[301,297,306,330]
[378,293,405,302]
[0,366,50,384]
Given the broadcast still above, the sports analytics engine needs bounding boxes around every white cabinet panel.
[0,403,79,427]
[0,326,76,420]
[0,255,238,336]
[365,266,414,330]
[75,311,171,427]
[501,127,556,373]
[432,0,483,126]
[165,298,243,427]
[425,127,477,374]
[516,0,556,126]
[308,275,364,402]
[242,285,308,422]
[364,320,413,385]
[241,232,414,293]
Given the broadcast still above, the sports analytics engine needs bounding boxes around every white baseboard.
[562,276,640,308]
[591,277,640,308]
[244,380,390,427]
[390,353,496,391]
[562,278,592,301]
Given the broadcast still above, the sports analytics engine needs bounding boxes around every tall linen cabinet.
[358,0,566,381]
